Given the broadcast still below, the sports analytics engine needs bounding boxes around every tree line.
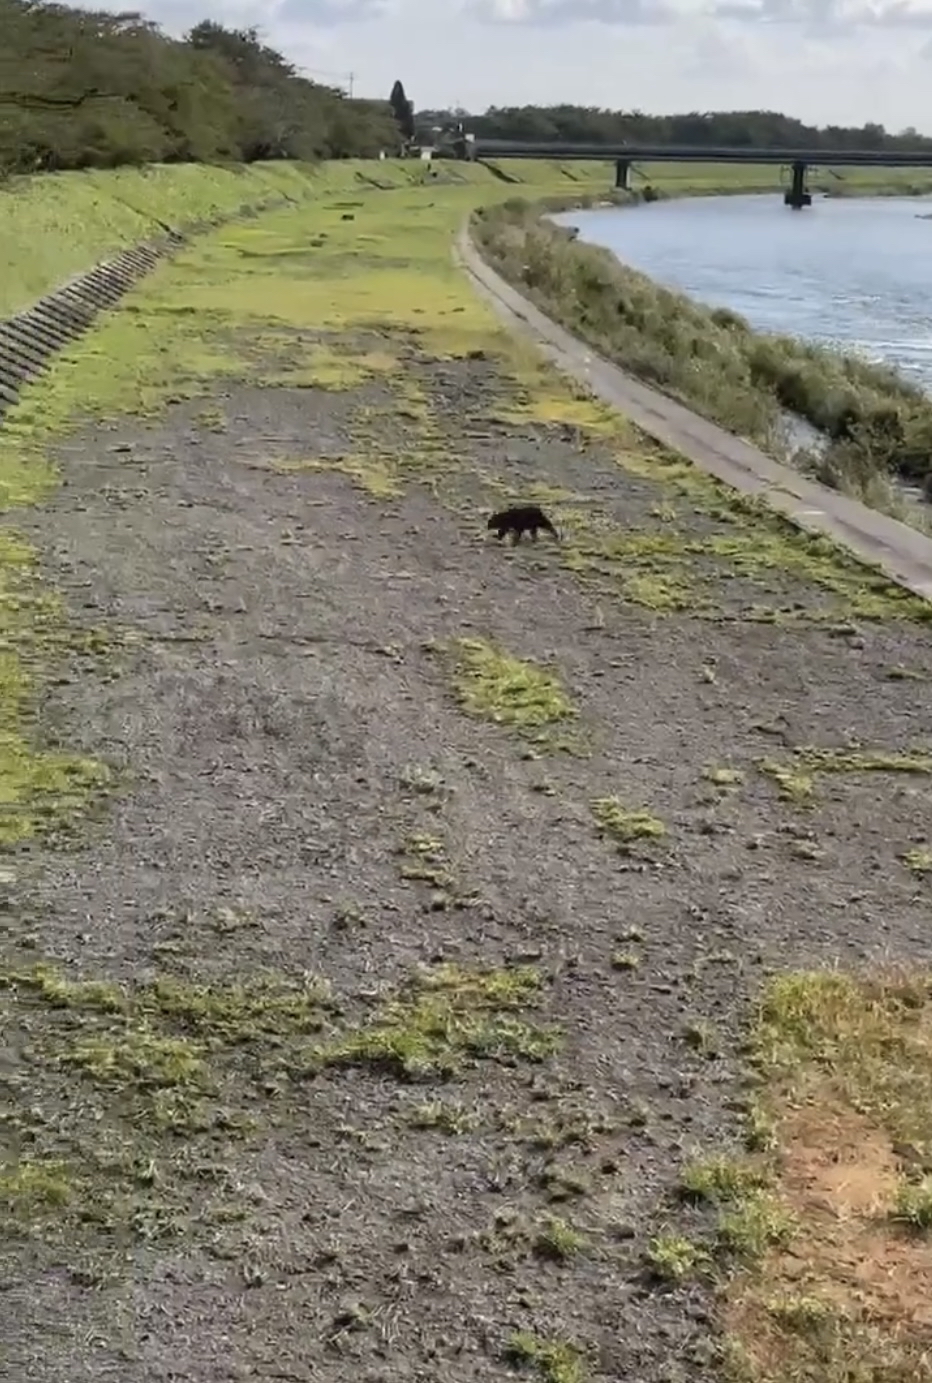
[3,0,926,184]
[417,104,932,152]
[0,0,399,175]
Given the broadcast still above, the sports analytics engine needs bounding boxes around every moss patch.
[445,636,578,745]
[759,744,932,805]
[590,796,666,850]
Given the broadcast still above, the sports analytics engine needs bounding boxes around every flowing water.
[554,193,932,391]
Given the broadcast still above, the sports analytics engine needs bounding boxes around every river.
[553,193,932,393]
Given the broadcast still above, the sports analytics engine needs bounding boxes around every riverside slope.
[457,221,932,604]
[4,182,932,1383]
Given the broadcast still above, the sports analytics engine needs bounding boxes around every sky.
[106,0,932,133]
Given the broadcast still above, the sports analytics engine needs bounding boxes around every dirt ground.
[2,328,932,1383]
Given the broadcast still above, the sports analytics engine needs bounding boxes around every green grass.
[445,636,578,744]
[759,744,932,805]
[1,956,560,1240]
[316,962,561,1079]
[5,155,932,1372]
[1,162,287,318]
[902,847,932,876]
[679,1154,769,1204]
[0,156,565,321]
[0,530,113,842]
[628,160,932,201]
[590,796,666,850]
[644,1231,709,1282]
[0,958,335,1234]
[506,1329,588,1383]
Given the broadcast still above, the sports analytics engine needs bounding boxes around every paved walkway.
[456,223,932,605]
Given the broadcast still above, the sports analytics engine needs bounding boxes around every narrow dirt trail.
[2,185,932,1383]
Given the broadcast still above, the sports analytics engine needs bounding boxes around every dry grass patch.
[758,744,932,806]
[723,970,932,1383]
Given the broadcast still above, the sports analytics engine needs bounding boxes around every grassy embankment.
[620,159,932,202]
[2,157,932,1382]
[4,153,927,319]
[472,183,932,526]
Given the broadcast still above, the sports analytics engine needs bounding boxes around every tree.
[389,79,415,143]
[416,103,932,155]
[0,0,399,175]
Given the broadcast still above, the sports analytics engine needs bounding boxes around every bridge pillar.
[614,159,630,191]
[784,161,812,209]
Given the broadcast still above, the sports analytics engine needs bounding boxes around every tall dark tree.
[389,79,415,143]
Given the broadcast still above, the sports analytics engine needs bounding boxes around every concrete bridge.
[452,136,932,208]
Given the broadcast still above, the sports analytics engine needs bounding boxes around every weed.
[716,1192,795,1260]
[272,452,404,500]
[891,1177,932,1230]
[590,796,666,850]
[797,746,932,776]
[763,1291,835,1334]
[645,1232,708,1282]
[506,1330,587,1383]
[757,758,815,804]
[902,848,932,875]
[317,963,561,1079]
[446,637,577,745]
[611,951,640,971]
[682,1020,721,1058]
[886,665,928,681]
[406,1100,478,1134]
[537,1164,592,1201]
[507,1109,615,1152]
[397,832,454,889]
[0,1158,72,1216]
[63,1029,207,1088]
[679,1155,768,1204]
[534,1214,588,1261]
[760,744,932,807]
[398,763,445,796]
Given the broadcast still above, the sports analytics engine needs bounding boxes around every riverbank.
[472,195,932,526]
[2,171,932,1383]
[459,220,932,603]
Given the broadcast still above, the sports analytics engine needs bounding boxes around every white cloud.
[275,0,394,24]
[62,0,932,133]
[467,0,678,24]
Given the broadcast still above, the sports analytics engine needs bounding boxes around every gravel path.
[2,304,932,1380]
